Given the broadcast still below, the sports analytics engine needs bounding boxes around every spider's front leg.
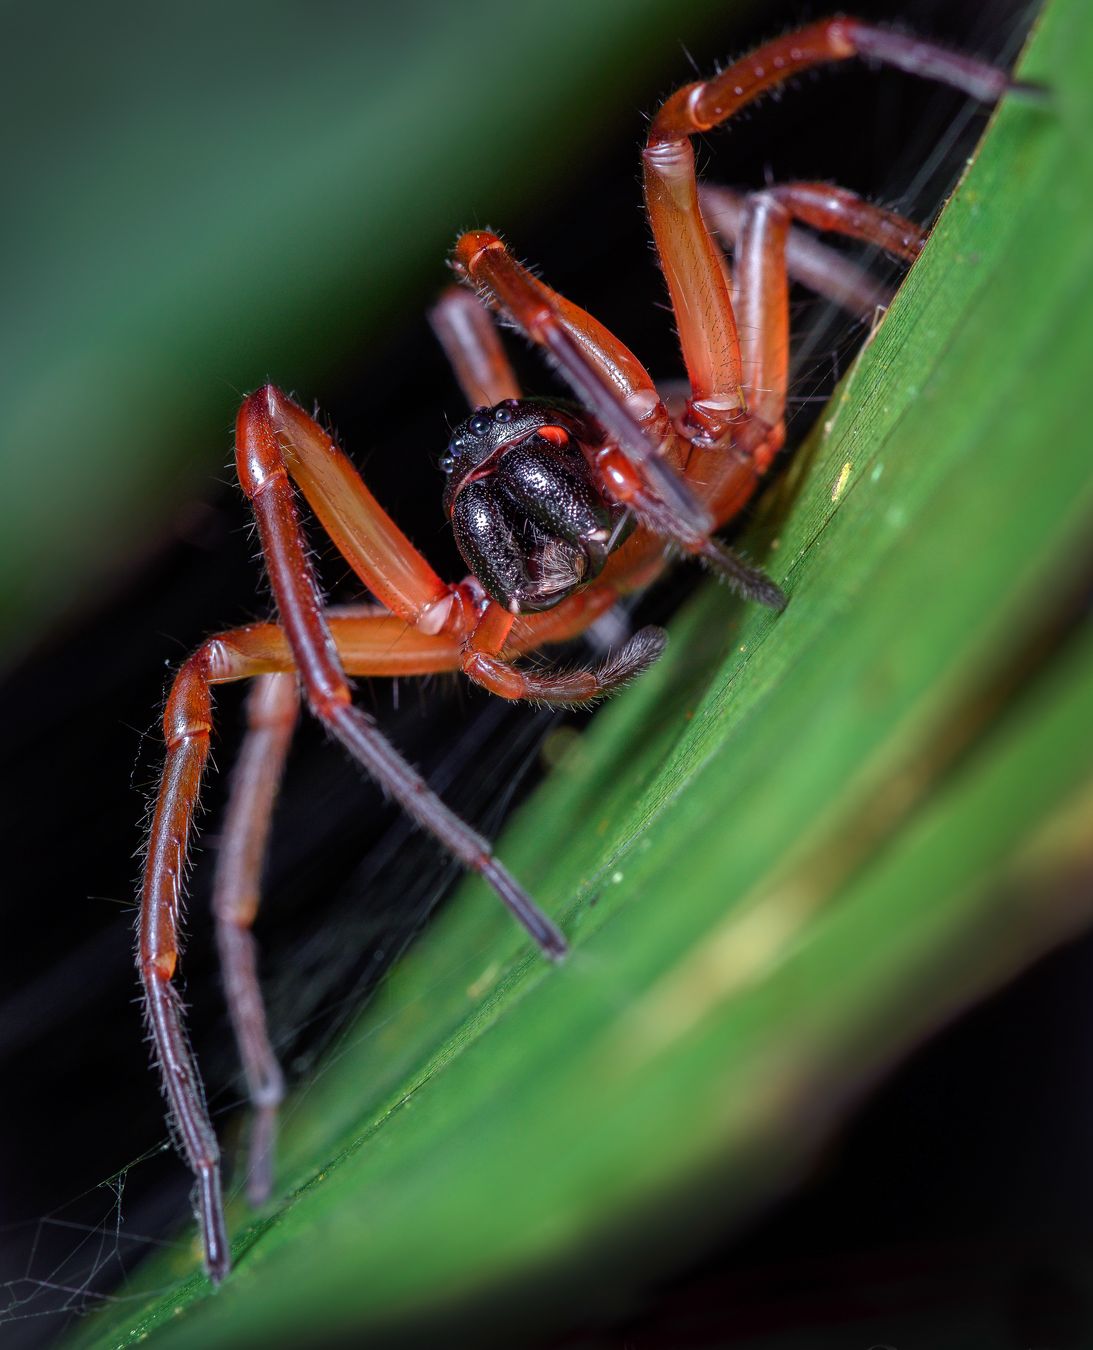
[142,607,482,1228]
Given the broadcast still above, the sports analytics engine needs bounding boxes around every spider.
[137,19,1027,1284]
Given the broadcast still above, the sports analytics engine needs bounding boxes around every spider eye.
[469,412,490,436]
[494,405,512,423]
[438,454,455,474]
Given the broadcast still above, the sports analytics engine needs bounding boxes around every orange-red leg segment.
[699,185,899,323]
[429,286,522,407]
[644,18,1026,447]
[253,385,454,630]
[236,390,567,955]
[140,648,229,1283]
[734,185,925,432]
[138,586,567,1283]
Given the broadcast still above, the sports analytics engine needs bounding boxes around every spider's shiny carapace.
[442,399,631,614]
[134,16,1029,1285]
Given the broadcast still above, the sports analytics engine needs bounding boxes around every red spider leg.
[201,610,464,677]
[462,599,666,706]
[212,673,298,1208]
[452,231,715,541]
[644,17,1030,448]
[698,185,897,323]
[734,185,924,439]
[236,391,567,955]
[429,285,522,406]
[141,654,230,1283]
[141,606,524,1281]
[197,382,487,1219]
[326,532,642,670]
[213,597,490,1211]
[679,186,923,526]
[255,386,462,635]
[593,440,787,610]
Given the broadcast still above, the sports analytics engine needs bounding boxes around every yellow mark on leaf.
[831,460,853,502]
[467,962,501,1001]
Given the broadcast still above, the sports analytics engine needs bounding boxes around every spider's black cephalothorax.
[442,399,630,613]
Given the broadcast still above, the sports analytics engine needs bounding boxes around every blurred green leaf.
[71,0,1093,1344]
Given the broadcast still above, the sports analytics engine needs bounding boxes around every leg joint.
[163,650,215,748]
[236,386,291,498]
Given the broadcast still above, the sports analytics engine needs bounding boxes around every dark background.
[4,2,1090,1346]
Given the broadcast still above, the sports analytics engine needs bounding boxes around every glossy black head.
[441,399,630,613]
[440,400,572,512]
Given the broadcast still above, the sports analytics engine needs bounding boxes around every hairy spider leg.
[143,584,613,1280]
[644,16,1030,450]
[252,386,454,632]
[148,381,639,1277]
[698,186,900,324]
[678,186,924,529]
[141,610,482,1282]
[213,606,490,1209]
[238,390,573,946]
[177,374,668,1253]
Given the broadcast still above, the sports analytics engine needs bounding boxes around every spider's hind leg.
[679,184,927,532]
[213,672,298,1209]
[699,185,904,326]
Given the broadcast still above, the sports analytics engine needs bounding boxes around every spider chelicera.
[137,19,1027,1283]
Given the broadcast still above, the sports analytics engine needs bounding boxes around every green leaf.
[72,0,1093,1344]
